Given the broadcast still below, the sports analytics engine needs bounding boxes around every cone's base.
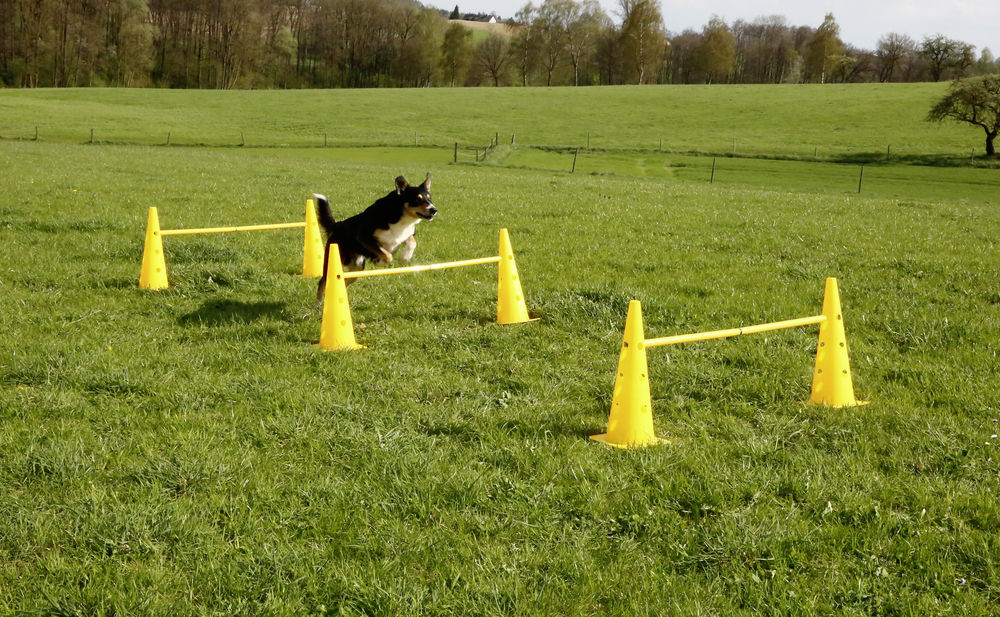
[590,433,669,449]
[807,398,869,408]
[497,317,540,326]
[313,342,365,351]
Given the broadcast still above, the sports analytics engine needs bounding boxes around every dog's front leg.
[359,237,393,264]
[396,235,416,262]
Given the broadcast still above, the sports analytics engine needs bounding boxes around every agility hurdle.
[317,228,534,350]
[592,278,866,449]
[139,200,325,289]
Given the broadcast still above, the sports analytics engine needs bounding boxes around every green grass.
[0,83,990,159]
[1,88,999,615]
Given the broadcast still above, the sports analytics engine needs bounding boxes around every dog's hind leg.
[397,235,417,262]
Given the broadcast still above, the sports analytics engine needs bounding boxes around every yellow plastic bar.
[644,314,827,348]
[161,221,306,236]
[343,255,501,279]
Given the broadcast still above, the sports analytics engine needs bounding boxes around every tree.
[618,0,664,84]
[920,34,975,81]
[475,34,510,86]
[510,3,539,86]
[440,22,473,86]
[564,0,607,86]
[928,74,1000,157]
[449,5,460,19]
[803,13,842,83]
[695,16,735,83]
[875,33,914,82]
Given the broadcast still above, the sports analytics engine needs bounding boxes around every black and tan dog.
[314,174,436,300]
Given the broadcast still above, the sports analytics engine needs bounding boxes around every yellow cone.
[591,300,667,448]
[302,198,325,277]
[317,244,363,351]
[809,277,863,407]
[139,206,169,290]
[497,228,534,324]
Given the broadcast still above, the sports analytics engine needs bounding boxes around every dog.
[314,174,436,301]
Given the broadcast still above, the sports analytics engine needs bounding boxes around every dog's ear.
[395,176,408,195]
[421,173,431,190]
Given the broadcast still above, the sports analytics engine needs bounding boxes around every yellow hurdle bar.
[161,222,306,236]
[644,314,827,348]
[343,255,502,279]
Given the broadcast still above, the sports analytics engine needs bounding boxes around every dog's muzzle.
[420,205,437,220]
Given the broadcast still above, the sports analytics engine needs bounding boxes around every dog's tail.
[313,193,336,235]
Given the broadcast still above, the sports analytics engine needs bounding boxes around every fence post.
[34,126,39,141]
[240,132,245,146]
[454,142,458,163]
[572,147,579,173]
[710,157,717,184]
[90,128,94,143]
[166,131,171,146]
[858,166,864,193]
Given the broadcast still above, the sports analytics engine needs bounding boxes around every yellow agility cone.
[139,206,168,290]
[302,198,324,277]
[591,300,667,448]
[809,277,864,407]
[316,244,363,351]
[497,228,535,324]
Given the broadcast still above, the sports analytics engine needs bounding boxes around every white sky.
[432,0,998,54]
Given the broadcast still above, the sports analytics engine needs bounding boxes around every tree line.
[1,0,997,88]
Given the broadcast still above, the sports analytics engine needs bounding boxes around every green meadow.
[1,86,998,615]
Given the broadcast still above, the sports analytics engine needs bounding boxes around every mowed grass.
[2,135,999,615]
[0,82,987,158]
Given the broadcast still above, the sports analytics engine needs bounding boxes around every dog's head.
[395,174,437,221]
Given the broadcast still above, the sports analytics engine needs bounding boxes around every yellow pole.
[342,256,501,279]
[161,222,306,236]
[645,314,827,348]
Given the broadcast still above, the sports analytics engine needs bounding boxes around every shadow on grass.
[179,299,288,326]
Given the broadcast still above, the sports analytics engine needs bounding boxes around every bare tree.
[476,33,510,86]
[875,33,914,82]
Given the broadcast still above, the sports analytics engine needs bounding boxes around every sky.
[432,0,998,54]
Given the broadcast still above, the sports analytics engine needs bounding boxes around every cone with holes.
[591,300,667,448]
[139,206,169,290]
[496,228,534,324]
[809,277,864,407]
[317,244,363,351]
[302,198,325,277]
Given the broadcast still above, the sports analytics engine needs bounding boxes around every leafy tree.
[565,0,607,86]
[921,34,975,81]
[449,5,459,19]
[804,13,842,83]
[928,74,1000,157]
[618,0,664,84]
[532,0,572,86]
[511,3,540,86]
[695,16,735,83]
[440,22,473,86]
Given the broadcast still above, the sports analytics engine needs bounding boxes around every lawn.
[1,86,998,615]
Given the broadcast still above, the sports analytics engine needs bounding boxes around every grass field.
[0,82,990,159]
[1,86,999,615]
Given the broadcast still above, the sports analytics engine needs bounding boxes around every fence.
[316,228,535,350]
[592,277,865,448]
[139,201,324,290]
